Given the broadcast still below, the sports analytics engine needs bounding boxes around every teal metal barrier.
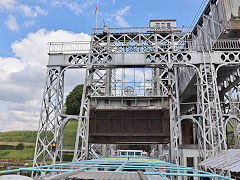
[0,156,234,179]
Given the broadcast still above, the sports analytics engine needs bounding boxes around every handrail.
[92,26,191,34]
[48,38,240,54]
[49,41,91,53]
[212,39,240,50]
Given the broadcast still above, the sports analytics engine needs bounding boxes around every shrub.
[16,143,25,150]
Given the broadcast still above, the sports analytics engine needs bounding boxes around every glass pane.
[128,152,134,155]
[135,152,141,156]
[186,157,194,167]
[121,151,127,155]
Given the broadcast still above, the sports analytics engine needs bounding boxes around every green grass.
[0,121,79,161]
[62,120,78,148]
[0,120,78,147]
[0,148,35,160]
[0,131,37,143]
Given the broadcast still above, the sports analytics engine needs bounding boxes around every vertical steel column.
[169,68,181,165]
[106,69,112,96]
[197,55,227,160]
[169,32,181,166]
[153,68,161,96]
[33,66,64,166]
[73,69,91,161]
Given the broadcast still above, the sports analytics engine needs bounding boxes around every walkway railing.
[92,26,190,34]
[49,41,90,54]
[212,39,240,50]
[48,39,240,54]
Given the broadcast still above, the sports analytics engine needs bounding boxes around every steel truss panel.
[34,2,240,175]
[33,66,65,167]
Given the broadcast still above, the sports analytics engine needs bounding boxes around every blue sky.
[0,0,203,57]
[0,0,203,131]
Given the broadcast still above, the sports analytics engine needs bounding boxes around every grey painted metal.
[33,66,65,166]
[115,159,128,171]
[43,169,85,180]
[199,149,240,172]
[138,171,149,180]
[33,2,240,179]
[69,171,143,180]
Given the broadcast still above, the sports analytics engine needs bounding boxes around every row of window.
[155,23,172,27]
[116,150,148,156]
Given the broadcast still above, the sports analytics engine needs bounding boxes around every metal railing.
[48,38,240,54]
[92,26,191,34]
[212,39,240,50]
[49,41,90,53]
[48,40,198,54]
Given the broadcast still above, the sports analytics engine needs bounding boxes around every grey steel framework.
[33,0,240,175]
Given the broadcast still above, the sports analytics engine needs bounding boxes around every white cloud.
[107,6,131,27]
[116,16,129,27]
[19,5,47,17]
[0,57,24,82]
[0,0,47,31]
[115,6,130,27]
[35,6,48,16]
[117,6,130,16]
[67,2,82,14]
[0,29,90,132]
[5,15,19,31]
[19,4,35,17]
[0,0,16,10]
[51,0,83,14]
[23,20,36,27]
[0,0,47,17]
[82,0,96,8]
[0,112,8,121]
[116,68,152,82]
[51,0,99,15]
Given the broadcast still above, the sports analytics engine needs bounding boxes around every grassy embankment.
[0,121,78,161]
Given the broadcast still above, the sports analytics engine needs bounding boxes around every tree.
[16,143,25,150]
[65,84,84,115]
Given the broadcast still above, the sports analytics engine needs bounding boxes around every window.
[155,23,160,28]
[128,152,134,156]
[167,23,171,27]
[135,152,141,156]
[161,23,166,27]
[121,151,127,156]
[187,157,194,167]
[187,157,194,180]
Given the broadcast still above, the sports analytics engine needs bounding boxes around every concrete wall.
[180,147,199,180]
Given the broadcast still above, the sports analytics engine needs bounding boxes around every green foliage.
[65,84,84,115]
[0,131,37,143]
[63,120,78,148]
[16,143,25,150]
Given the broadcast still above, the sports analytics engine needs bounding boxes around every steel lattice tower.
[33,0,240,176]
